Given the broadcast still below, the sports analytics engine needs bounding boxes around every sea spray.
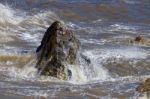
[0,3,23,27]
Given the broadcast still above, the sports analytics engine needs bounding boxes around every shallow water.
[0,0,150,98]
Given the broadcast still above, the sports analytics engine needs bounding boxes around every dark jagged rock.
[36,21,80,80]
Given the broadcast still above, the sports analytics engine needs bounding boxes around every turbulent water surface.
[0,0,150,99]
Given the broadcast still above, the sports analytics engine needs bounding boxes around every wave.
[0,3,60,48]
[0,3,23,27]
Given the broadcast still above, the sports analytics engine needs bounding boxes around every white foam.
[18,33,40,45]
[78,47,148,82]
[0,3,24,46]
[103,48,147,59]
[58,47,148,84]
[0,3,60,46]
[87,47,148,60]
[68,64,87,83]
[81,50,111,81]
[109,23,137,34]
[112,35,133,39]
[17,11,60,45]
[19,11,59,28]
[0,66,37,81]
[111,24,135,30]
[67,22,82,30]
[92,19,102,23]
[0,46,148,84]
[0,3,23,26]
[122,0,139,4]
[80,38,107,45]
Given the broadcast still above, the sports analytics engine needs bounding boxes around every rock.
[134,35,142,42]
[110,35,150,47]
[36,21,80,80]
[133,35,150,45]
[128,36,150,46]
[136,78,150,92]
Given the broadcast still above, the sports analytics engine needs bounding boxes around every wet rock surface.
[36,21,80,80]
[137,78,150,92]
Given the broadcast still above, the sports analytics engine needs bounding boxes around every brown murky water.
[0,0,150,98]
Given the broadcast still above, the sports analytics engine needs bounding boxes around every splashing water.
[0,1,150,98]
[0,3,23,27]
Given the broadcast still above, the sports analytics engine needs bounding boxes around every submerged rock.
[111,35,150,47]
[130,36,150,46]
[136,78,150,92]
[36,21,80,80]
[134,35,143,42]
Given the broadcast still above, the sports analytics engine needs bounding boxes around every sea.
[0,0,150,99]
